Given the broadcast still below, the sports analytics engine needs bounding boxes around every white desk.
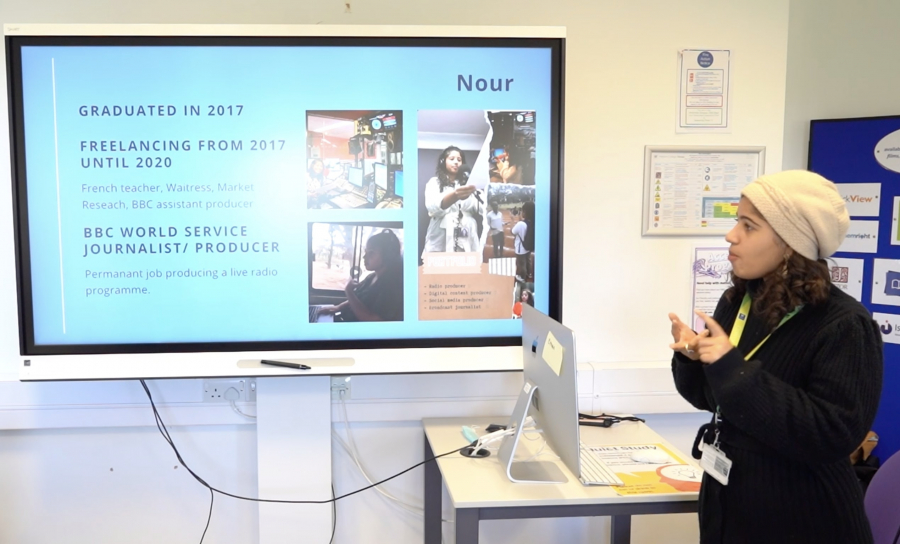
[422,417,699,544]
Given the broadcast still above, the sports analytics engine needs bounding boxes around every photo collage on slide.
[305,110,406,323]
[305,109,537,325]
[417,110,536,321]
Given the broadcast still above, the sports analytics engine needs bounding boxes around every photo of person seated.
[489,147,523,185]
[486,111,536,186]
[309,224,404,323]
[421,145,485,256]
[306,158,341,209]
[305,110,404,210]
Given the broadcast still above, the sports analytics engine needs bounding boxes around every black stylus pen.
[260,359,311,370]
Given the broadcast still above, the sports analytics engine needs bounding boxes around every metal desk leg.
[424,436,442,544]
[611,515,632,544]
[455,508,480,544]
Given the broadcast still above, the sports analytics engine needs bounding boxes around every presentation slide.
[14,41,556,349]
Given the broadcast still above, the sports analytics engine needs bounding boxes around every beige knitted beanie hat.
[740,170,849,261]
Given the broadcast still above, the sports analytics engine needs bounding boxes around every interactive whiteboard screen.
[6,27,564,358]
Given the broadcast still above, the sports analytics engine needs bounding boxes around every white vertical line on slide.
[52,57,67,333]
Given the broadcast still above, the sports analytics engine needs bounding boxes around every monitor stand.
[497,381,568,484]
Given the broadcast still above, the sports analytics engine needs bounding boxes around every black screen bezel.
[6,34,565,356]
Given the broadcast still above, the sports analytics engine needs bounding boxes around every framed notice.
[642,145,765,236]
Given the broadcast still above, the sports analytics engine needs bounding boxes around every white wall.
[782,0,900,170]
[0,0,793,542]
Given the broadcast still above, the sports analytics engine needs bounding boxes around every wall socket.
[331,376,351,400]
[203,378,256,402]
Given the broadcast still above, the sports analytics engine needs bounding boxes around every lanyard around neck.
[728,293,802,360]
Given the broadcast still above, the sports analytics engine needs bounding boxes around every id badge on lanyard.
[700,412,732,485]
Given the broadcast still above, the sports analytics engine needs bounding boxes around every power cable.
[139,380,462,543]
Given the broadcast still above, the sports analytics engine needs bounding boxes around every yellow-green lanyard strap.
[728,293,802,360]
[715,294,802,423]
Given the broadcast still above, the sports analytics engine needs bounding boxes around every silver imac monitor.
[498,304,580,483]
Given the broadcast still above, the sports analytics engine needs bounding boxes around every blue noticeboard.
[809,115,900,459]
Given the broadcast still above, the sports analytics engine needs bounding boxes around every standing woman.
[487,201,506,258]
[668,170,882,544]
[512,200,534,282]
[422,146,482,255]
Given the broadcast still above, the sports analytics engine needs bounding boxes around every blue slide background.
[809,115,900,458]
[19,45,553,345]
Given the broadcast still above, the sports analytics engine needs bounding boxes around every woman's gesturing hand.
[668,312,708,361]
[693,311,733,364]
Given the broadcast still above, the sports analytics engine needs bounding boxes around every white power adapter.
[224,387,242,402]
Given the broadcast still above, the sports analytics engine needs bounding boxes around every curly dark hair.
[725,251,832,331]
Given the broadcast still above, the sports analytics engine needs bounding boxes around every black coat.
[672,285,882,544]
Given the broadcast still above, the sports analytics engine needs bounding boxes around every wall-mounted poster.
[643,146,765,236]
[677,49,731,133]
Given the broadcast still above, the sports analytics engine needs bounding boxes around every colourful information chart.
[643,146,764,236]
